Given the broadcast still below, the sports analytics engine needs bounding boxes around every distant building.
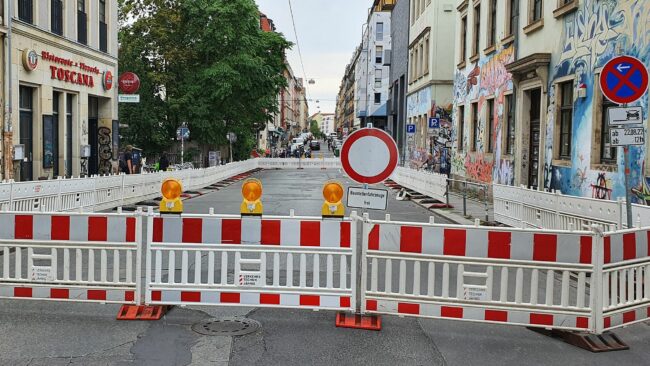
[387,0,410,161]
[310,113,335,136]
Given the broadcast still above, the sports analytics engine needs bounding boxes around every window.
[376,22,384,41]
[99,0,108,52]
[532,0,543,22]
[376,46,383,64]
[487,99,495,153]
[505,95,515,155]
[414,47,419,77]
[488,0,497,47]
[375,69,382,88]
[424,37,430,74]
[460,15,467,62]
[558,81,573,159]
[458,106,465,152]
[473,4,480,56]
[409,51,415,82]
[374,93,381,104]
[18,0,33,23]
[508,0,518,36]
[411,0,416,24]
[419,43,424,77]
[51,0,63,35]
[472,103,479,152]
[601,99,618,164]
[77,0,87,44]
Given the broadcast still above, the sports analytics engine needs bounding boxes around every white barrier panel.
[145,214,355,311]
[359,215,598,332]
[0,212,142,304]
[257,158,341,170]
[390,167,447,203]
[601,227,650,331]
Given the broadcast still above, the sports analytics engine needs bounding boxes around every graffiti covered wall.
[545,0,650,204]
[452,45,515,184]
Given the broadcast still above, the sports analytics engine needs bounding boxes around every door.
[528,88,541,189]
[66,94,73,177]
[52,92,60,177]
[19,86,33,182]
[88,96,99,175]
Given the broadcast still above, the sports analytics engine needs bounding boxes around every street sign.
[428,118,440,129]
[406,124,416,134]
[177,127,190,141]
[340,128,399,184]
[600,56,649,104]
[346,187,388,210]
[609,127,645,146]
[118,94,140,103]
[608,106,643,126]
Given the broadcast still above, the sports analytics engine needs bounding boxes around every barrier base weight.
[117,305,171,321]
[335,313,381,331]
[527,327,629,352]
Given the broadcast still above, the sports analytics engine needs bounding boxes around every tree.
[310,120,322,139]
[118,0,291,159]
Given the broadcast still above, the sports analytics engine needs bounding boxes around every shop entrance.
[527,88,542,189]
[19,86,33,182]
[88,96,99,176]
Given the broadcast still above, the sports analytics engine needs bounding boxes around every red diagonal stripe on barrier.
[400,226,422,253]
[488,231,511,259]
[368,225,380,250]
[153,218,163,242]
[88,217,108,242]
[485,310,508,322]
[530,313,553,326]
[300,222,320,247]
[444,229,466,256]
[260,293,280,305]
[51,216,70,240]
[580,236,592,264]
[51,288,69,299]
[340,222,351,248]
[126,217,136,242]
[15,215,33,239]
[182,218,203,243]
[261,220,281,245]
[222,219,242,244]
[533,234,557,262]
[623,233,637,260]
[441,306,463,319]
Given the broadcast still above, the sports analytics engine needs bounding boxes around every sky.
[255,0,372,115]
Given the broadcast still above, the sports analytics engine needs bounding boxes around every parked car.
[310,140,321,151]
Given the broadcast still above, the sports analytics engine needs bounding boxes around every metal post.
[623,146,633,228]
[445,179,450,207]
[484,185,489,223]
[181,133,185,165]
[590,225,605,334]
[462,181,467,217]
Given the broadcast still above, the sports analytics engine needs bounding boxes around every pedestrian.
[159,152,170,171]
[120,145,134,174]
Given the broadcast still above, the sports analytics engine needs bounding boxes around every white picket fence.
[493,184,650,231]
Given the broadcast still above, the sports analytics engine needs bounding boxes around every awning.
[370,103,388,117]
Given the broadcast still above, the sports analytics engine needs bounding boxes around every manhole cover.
[191,318,261,336]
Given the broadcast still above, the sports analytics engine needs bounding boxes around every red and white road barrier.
[0,212,142,304]
[145,213,356,311]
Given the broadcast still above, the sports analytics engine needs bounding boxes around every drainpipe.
[4,0,14,180]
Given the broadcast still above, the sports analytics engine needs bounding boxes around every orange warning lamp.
[322,181,345,218]
[241,178,263,216]
[160,178,183,214]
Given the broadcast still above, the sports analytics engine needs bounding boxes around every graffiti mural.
[546,0,650,203]
[98,127,112,175]
[452,45,514,184]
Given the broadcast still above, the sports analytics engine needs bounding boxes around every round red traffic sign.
[600,56,648,104]
[340,128,399,184]
[119,72,141,94]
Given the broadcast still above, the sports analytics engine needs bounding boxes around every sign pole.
[624,146,633,228]
[181,132,185,165]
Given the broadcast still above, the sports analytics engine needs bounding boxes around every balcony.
[373,0,395,11]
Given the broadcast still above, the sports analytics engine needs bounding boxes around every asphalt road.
[2,153,650,365]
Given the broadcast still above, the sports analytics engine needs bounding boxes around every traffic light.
[160,178,183,214]
[241,178,263,216]
[322,181,345,218]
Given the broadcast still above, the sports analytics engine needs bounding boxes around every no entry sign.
[600,56,648,104]
[340,128,398,184]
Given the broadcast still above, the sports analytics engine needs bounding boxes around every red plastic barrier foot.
[335,312,381,331]
[117,305,170,321]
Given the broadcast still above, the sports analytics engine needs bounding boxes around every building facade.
[335,50,358,136]
[387,0,409,162]
[4,0,119,181]
[405,0,455,172]
[452,0,650,204]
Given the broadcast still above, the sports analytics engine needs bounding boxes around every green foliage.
[118,0,291,157]
[310,120,324,139]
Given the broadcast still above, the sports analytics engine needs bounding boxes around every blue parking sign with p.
[429,118,440,129]
[406,124,416,134]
